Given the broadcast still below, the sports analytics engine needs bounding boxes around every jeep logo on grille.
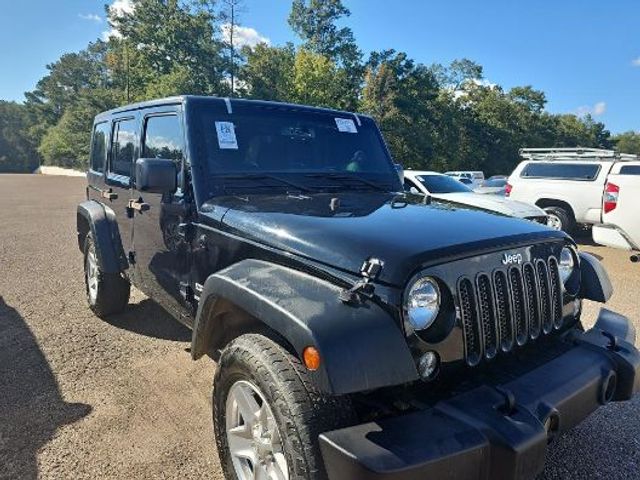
[502,252,523,265]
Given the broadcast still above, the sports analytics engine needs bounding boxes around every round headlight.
[405,277,441,330]
[558,247,576,284]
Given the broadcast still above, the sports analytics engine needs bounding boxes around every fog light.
[418,351,439,381]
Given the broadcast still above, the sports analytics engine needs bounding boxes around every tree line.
[1,0,638,174]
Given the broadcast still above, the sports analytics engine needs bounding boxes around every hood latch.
[339,258,384,305]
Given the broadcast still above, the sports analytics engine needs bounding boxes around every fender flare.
[76,200,128,274]
[578,251,613,303]
[192,259,419,394]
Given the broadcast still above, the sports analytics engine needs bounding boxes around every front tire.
[83,233,130,317]
[213,334,355,480]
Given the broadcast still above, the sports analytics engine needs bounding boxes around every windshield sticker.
[215,121,238,149]
[335,118,358,133]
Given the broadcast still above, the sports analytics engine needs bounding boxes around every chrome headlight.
[558,247,576,284]
[405,277,441,330]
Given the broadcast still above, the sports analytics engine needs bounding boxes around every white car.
[444,170,485,189]
[592,162,640,255]
[404,170,549,223]
[507,148,639,233]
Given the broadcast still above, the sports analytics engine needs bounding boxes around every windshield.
[417,174,473,193]
[188,102,400,196]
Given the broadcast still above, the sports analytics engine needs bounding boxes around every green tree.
[241,44,296,101]
[613,131,640,155]
[361,51,441,168]
[290,49,341,107]
[0,101,40,173]
[288,0,362,110]
[38,90,119,169]
[108,0,225,99]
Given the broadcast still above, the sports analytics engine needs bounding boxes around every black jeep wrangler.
[77,96,639,480]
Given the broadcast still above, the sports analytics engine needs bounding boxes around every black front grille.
[458,256,563,366]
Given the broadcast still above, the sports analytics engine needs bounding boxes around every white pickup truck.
[592,162,640,256]
[507,148,639,233]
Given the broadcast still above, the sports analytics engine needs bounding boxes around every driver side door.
[131,107,193,320]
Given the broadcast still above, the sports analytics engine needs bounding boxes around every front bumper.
[320,309,640,480]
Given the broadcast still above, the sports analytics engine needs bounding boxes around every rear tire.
[544,206,575,233]
[213,334,355,480]
[83,233,130,317]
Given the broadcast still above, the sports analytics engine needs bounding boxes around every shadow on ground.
[0,296,92,480]
[103,298,191,343]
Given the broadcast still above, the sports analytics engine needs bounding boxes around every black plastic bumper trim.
[320,310,640,480]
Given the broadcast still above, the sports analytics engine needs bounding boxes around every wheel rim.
[546,213,563,231]
[86,249,99,304]
[225,380,289,480]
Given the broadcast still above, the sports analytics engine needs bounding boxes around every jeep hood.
[201,192,566,286]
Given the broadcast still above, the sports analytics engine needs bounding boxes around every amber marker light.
[303,346,321,371]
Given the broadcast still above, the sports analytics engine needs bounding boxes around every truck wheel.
[213,334,355,480]
[83,233,130,317]
[544,206,575,233]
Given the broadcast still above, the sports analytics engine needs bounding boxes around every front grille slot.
[509,267,528,346]
[493,271,514,352]
[477,274,498,359]
[458,255,563,366]
[548,257,563,328]
[523,263,541,340]
[536,260,553,334]
[458,278,482,366]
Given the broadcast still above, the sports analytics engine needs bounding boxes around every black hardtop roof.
[94,95,370,121]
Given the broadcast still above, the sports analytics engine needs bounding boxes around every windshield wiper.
[304,173,389,192]
[215,174,312,193]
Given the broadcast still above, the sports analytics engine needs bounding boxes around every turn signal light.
[303,346,321,371]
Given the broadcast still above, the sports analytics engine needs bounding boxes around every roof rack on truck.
[519,147,638,162]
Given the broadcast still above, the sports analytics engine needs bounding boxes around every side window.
[619,165,640,175]
[110,118,137,177]
[143,115,184,164]
[90,122,109,172]
[521,162,601,181]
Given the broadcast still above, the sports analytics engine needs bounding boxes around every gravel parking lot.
[1,174,639,480]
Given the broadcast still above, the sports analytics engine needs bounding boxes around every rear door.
[131,106,192,319]
[105,115,139,265]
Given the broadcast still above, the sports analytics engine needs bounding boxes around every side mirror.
[409,186,420,194]
[135,158,177,194]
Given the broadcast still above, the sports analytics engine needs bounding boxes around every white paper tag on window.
[215,121,238,149]
[335,118,358,133]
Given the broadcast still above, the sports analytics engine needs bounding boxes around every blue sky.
[1,0,638,133]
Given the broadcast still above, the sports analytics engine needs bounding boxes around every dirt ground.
[0,174,639,479]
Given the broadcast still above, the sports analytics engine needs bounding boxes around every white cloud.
[220,24,270,49]
[110,0,134,16]
[632,57,640,67]
[79,13,102,23]
[593,101,606,116]
[575,101,606,117]
[102,0,135,40]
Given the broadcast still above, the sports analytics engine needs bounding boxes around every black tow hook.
[495,386,517,416]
